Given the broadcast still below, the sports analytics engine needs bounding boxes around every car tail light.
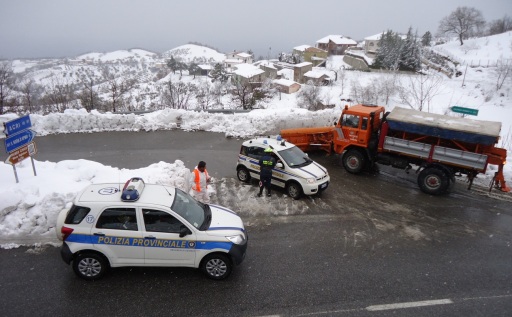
[61,226,74,241]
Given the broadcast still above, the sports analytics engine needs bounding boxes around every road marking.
[366,299,453,311]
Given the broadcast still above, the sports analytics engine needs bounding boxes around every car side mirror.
[276,162,283,169]
[179,226,192,238]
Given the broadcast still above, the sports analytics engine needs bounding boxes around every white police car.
[236,136,330,199]
[55,177,248,280]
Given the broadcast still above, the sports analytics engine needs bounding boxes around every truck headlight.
[226,234,246,245]
[306,178,316,184]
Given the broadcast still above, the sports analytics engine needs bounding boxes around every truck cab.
[333,104,385,159]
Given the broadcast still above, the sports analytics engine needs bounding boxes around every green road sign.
[451,106,479,116]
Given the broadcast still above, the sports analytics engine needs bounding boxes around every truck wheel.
[73,252,108,281]
[417,167,450,195]
[237,167,251,183]
[286,182,303,200]
[342,150,365,174]
[201,253,233,280]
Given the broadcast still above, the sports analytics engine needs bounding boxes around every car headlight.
[306,178,316,184]
[226,234,246,245]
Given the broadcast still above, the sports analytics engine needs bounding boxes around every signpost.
[5,142,37,165]
[2,115,38,183]
[3,114,31,136]
[4,129,37,153]
[451,106,479,116]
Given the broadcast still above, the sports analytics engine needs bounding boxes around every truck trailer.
[280,104,510,195]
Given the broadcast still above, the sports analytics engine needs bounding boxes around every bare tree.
[297,81,323,110]
[349,78,380,105]
[377,73,399,105]
[495,58,512,90]
[338,66,347,94]
[41,77,78,113]
[19,79,41,113]
[398,74,443,112]
[161,78,196,109]
[230,78,254,110]
[438,6,485,45]
[196,80,215,110]
[78,73,104,112]
[0,61,16,114]
[488,15,512,35]
[103,71,137,112]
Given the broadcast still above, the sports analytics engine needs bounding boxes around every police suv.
[236,136,330,199]
[55,177,248,280]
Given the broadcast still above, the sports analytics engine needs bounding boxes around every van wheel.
[201,253,232,280]
[417,167,450,195]
[286,182,302,200]
[73,252,108,281]
[342,149,365,174]
[237,167,251,183]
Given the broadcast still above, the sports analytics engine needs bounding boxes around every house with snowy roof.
[303,69,334,85]
[197,64,213,76]
[224,51,254,69]
[293,62,313,84]
[273,78,301,94]
[293,45,328,67]
[316,35,357,55]
[231,63,265,85]
[254,60,278,80]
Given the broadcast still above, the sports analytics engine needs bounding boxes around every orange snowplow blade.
[280,126,335,154]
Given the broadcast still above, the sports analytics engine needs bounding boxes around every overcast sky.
[1,0,510,60]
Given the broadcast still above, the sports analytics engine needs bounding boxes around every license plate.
[320,183,327,189]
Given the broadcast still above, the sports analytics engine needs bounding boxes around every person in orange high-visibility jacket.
[189,161,211,203]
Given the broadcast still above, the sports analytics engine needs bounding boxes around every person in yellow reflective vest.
[258,148,276,197]
[190,161,211,203]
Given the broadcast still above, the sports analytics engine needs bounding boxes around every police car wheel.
[201,253,232,280]
[73,253,108,281]
[286,182,302,200]
[237,167,251,183]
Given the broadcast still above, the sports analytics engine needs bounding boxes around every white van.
[55,177,248,280]
[236,136,330,199]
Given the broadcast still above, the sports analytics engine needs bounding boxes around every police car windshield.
[172,189,207,229]
[278,146,312,167]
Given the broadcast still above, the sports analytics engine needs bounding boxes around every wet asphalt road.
[1,130,512,316]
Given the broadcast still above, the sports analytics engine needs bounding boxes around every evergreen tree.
[399,27,422,72]
[421,31,432,47]
[210,63,229,83]
[188,62,200,79]
[373,30,402,70]
[166,56,177,74]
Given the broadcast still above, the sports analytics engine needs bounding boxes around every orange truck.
[280,104,510,195]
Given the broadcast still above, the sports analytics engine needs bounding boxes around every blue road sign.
[3,115,32,136]
[4,129,37,153]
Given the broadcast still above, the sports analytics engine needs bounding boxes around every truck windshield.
[171,188,208,229]
[278,146,312,167]
[342,114,360,128]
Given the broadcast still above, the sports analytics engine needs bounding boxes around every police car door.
[141,208,197,266]
[92,207,145,265]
